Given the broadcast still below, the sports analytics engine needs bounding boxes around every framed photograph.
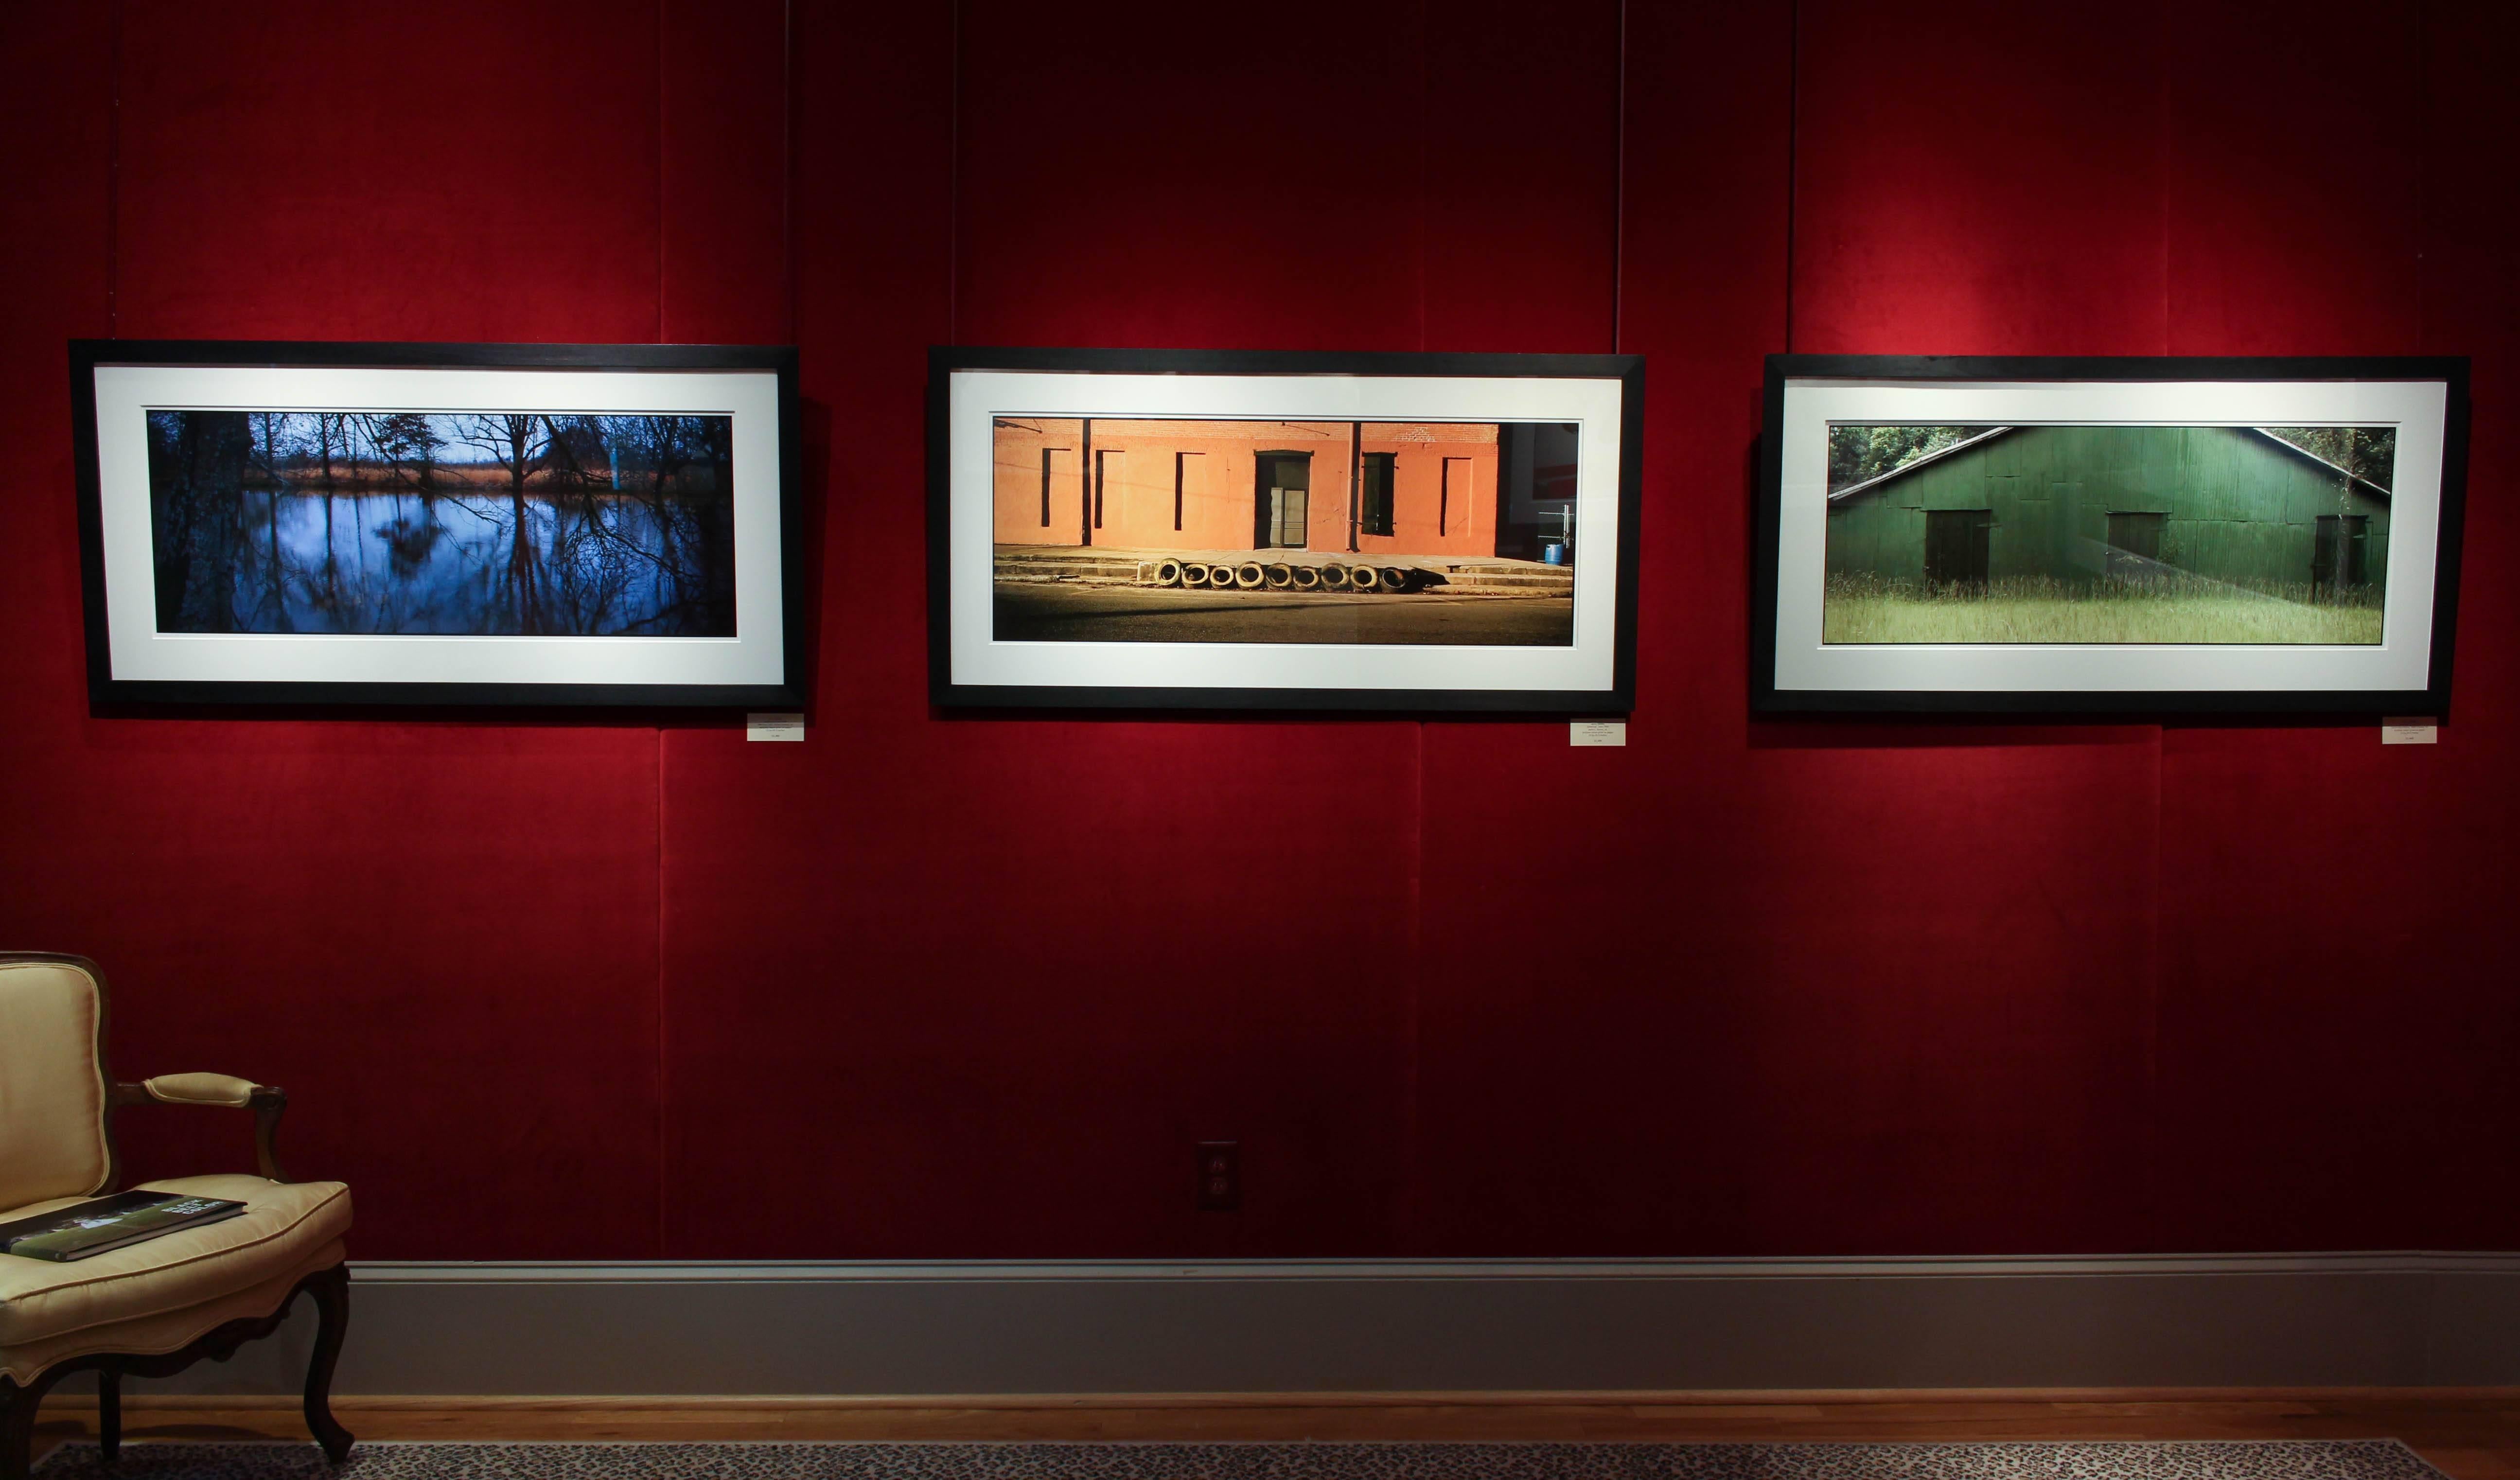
[71,340,803,707]
[1754,354,2469,715]
[928,346,1643,712]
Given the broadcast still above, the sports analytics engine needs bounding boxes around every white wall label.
[1570,720,1627,747]
[747,712,806,742]
[2381,718,2438,745]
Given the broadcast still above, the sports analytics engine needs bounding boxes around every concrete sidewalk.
[992,582,1575,645]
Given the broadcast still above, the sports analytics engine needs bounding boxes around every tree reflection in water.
[146,410,737,636]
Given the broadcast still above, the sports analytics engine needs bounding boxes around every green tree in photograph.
[2263,426,2397,489]
[1827,424,1995,494]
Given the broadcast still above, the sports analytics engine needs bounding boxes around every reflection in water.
[148,410,737,636]
[205,488,719,636]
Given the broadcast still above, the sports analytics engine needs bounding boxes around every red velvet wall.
[0,0,2511,1260]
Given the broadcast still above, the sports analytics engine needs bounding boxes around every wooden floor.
[31,1392,2520,1477]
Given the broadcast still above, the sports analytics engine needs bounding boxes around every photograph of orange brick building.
[990,417,1581,646]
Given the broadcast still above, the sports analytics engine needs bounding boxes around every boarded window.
[1923,509,1991,587]
[1442,457,1473,537]
[2106,511,2166,563]
[2313,514,2369,593]
[1094,450,1124,530]
[1039,448,1072,528]
[1173,452,1204,532]
[1359,453,1396,536]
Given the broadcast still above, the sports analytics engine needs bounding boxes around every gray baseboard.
[88,1252,2520,1397]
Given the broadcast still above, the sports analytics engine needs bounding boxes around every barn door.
[2313,515,2368,595]
[2105,511,2167,583]
[1924,509,1991,588]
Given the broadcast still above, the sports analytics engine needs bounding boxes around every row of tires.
[1134,559,1423,593]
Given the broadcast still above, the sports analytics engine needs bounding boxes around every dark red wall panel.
[3,0,679,1258]
[662,0,790,345]
[0,2,111,720]
[952,0,1426,353]
[2162,1,2424,357]
[1718,0,2172,1251]
[655,0,1430,1259]
[113,0,662,344]
[2148,0,2520,1249]
[1419,0,1622,353]
[1,0,2513,1265]
[1790,0,2171,357]
[1410,0,1794,1254]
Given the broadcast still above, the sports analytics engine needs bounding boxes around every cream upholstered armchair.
[0,953,353,1480]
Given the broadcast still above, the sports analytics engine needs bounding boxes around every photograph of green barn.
[1822,423,2394,645]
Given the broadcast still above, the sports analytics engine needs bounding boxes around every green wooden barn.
[1824,425,2391,596]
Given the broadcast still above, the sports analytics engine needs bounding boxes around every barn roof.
[2243,427,2394,498]
[1827,426,2014,503]
[1826,424,2394,504]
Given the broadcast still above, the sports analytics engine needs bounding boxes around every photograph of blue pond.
[145,410,736,637]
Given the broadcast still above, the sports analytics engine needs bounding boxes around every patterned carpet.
[27,1439,2455,1480]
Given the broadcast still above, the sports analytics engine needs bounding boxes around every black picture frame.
[927,346,1644,714]
[70,339,805,709]
[1753,353,2470,717]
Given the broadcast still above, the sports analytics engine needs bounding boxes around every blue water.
[175,488,733,637]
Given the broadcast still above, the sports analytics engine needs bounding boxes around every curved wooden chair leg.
[98,1369,121,1463]
[2,1372,55,1480]
[301,1265,354,1462]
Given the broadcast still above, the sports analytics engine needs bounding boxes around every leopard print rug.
[31,1439,2450,1480]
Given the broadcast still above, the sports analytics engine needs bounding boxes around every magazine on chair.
[0,1189,247,1262]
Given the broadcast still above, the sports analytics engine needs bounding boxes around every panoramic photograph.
[1821,422,2395,644]
[145,409,737,637]
[989,417,1581,645]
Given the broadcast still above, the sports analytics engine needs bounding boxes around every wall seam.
[1611,0,1626,354]
[2149,0,2173,1228]
[2414,0,2430,344]
[1782,0,1799,352]
[655,728,669,1257]
[106,0,120,338]
[2156,0,2171,354]
[948,0,960,344]
[783,0,796,344]
[1394,0,1433,1254]
[1415,0,1429,352]
[2144,723,2166,1250]
[655,0,666,343]
[352,1250,2520,1280]
[652,0,671,1261]
[1400,719,1426,1252]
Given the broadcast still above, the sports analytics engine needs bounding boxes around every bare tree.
[148,411,253,632]
[452,414,554,632]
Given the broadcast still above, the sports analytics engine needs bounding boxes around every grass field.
[1822,575,2384,645]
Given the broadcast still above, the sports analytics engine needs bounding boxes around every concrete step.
[991,547,1575,596]
[1430,569,1574,592]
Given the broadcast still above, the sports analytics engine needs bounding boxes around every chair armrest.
[111,1075,292,1182]
[143,1073,262,1107]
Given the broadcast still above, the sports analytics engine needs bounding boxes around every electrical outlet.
[1196,1141,1240,1212]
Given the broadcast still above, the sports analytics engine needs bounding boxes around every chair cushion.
[1,1237,345,1386]
[0,1174,351,1348]
[0,959,112,1209]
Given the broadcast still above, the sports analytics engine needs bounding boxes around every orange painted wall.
[990,418,1502,556]
[991,417,1087,545]
[1093,419,1354,551]
[1359,424,1500,559]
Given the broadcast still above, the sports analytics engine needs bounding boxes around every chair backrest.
[0,955,113,1208]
